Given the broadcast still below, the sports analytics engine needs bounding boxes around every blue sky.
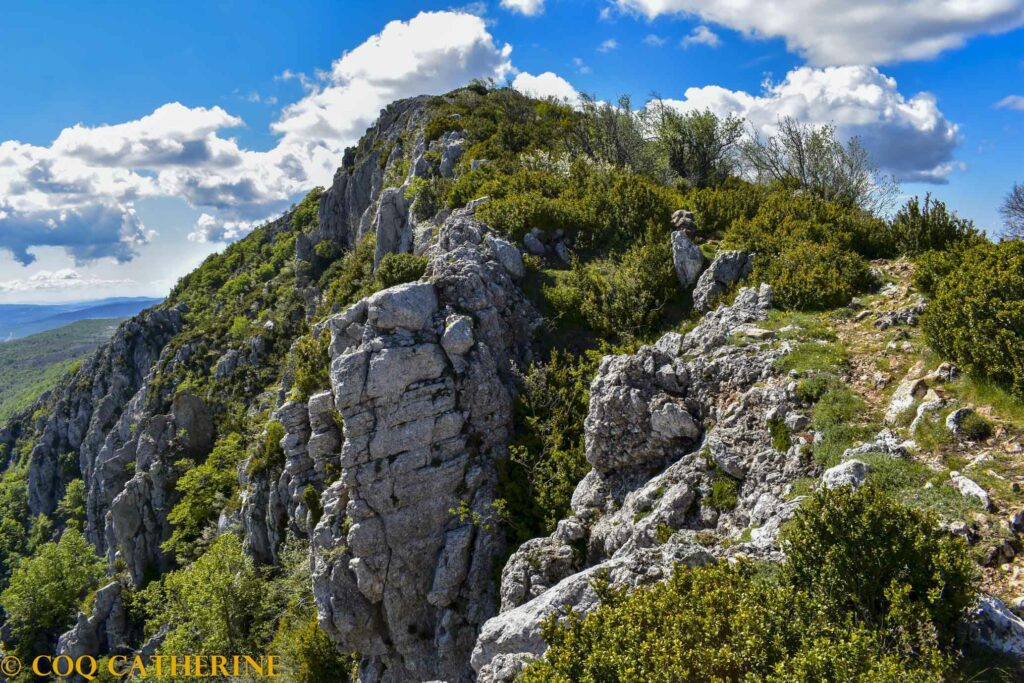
[0,0,1021,302]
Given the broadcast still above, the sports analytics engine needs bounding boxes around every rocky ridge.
[1,93,1022,682]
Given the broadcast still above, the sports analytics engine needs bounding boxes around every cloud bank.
[616,0,1024,65]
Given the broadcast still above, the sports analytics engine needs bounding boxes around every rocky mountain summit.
[1,86,1023,682]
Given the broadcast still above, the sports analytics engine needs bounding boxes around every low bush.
[521,487,975,682]
[375,253,428,289]
[498,349,604,545]
[923,240,1024,400]
[545,236,677,340]
[754,241,874,310]
[888,194,979,257]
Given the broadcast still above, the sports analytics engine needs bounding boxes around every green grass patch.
[913,409,953,453]
[947,375,1024,428]
[763,310,837,342]
[768,418,792,451]
[775,341,848,374]
[709,472,739,511]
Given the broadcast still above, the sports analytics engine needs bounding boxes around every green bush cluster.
[473,162,684,253]
[497,349,604,545]
[521,487,976,682]
[754,241,875,310]
[289,333,331,402]
[545,237,677,340]
[0,529,104,664]
[248,420,286,476]
[923,240,1024,400]
[164,433,247,561]
[141,537,355,683]
[375,252,428,289]
[887,194,978,257]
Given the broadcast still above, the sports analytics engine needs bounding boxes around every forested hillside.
[0,319,124,422]
[0,83,1022,682]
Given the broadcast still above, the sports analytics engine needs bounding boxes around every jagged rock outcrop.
[311,209,538,683]
[316,96,432,251]
[472,284,817,678]
[56,582,133,676]
[671,230,704,289]
[693,250,753,312]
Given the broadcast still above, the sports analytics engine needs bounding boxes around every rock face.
[56,582,132,674]
[671,231,705,289]
[310,208,538,683]
[693,251,754,312]
[472,284,816,677]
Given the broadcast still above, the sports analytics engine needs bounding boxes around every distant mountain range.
[0,297,162,341]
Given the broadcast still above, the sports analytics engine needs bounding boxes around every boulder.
[822,459,868,489]
[967,594,1024,657]
[884,377,928,423]
[670,231,705,289]
[692,251,753,312]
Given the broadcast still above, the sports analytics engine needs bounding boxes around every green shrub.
[0,529,104,662]
[521,489,972,682]
[709,472,739,510]
[912,248,959,297]
[292,187,325,233]
[321,234,378,314]
[249,421,286,475]
[473,163,683,254]
[923,240,1024,399]
[375,252,428,289]
[958,412,992,441]
[290,333,331,401]
[888,194,978,256]
[784,486,976,644]
[754,241,874,310]
[681,179,768,237]
[768,418,792,450]
[164,433,247,561]
[141,535,274,659]
[498,349,604,545]
[723,190,891,260]
[55,478,87,531]
[545,236,677,340]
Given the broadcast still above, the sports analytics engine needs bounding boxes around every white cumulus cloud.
[500,0,545,16]
[187,213,259,243]
[616,0,1024,65]
[681,26,720,48]
[512,72,580,104]
[661,66,961,182]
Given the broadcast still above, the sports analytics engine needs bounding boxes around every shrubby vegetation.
[140,536,354,683]
[498,349,605,544]
[0,529,104,664]
[923,240,1024,400]
[521,487,975,682]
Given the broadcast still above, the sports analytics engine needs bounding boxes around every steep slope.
[1,85,1022,683]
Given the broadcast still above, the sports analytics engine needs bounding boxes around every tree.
[143,534,275,657]
[889,193,979,256]
[651,105,743,188]
[741,117,898,213]
[565,94,658,176]
[1001,182,1024,239]
[0,528,104,660]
